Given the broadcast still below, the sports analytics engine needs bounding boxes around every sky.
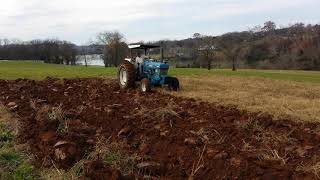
[0,0,319,44]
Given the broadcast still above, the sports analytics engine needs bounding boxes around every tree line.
[1,21,320,70]
[0,39,77,65]
[154,21,320,70]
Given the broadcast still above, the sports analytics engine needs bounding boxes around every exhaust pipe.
[160,41,164,63]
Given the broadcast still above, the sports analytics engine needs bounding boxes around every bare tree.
[193,33,202,39]
[3,38,10,46]
[79,41,92,67]
[96,31,128,67]
[198,36,217,70]
[82,46,88,67]
[249,25,262,33]
[263,21,276,32]
[216,35,248,71]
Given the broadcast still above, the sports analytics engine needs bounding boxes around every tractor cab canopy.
[129,44,160,56]
[128,44,160,50]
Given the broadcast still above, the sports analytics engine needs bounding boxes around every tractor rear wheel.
[167,77,180,91]
[118,61,136,89]
[140,78,151,93]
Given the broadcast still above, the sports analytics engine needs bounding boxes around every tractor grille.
[160,68,168,76]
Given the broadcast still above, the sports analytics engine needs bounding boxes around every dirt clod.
[55,148,67,160]
[230,157,241,167]
[54,141,71,147]
[118,127,131,137]
[137,162,163,175]
[214,152,228,159]
[84,160,134,180]
[184,138,197,145]
[7,102,17,107]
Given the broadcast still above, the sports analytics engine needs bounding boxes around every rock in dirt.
[160,130,169,137]
[214,152,228,159]
[154,124,161,130]
[137,162,163,175]
[230,157,241,167]
[39,131,56,142]
[123,116,133,120]
[108,104,123,108]
[86,139,95,144]
[7,102,17,107]
[207,148,220,158]
[304,128,311,132]
[54,141,72,147]
[118,127,131,137]
[7,102,18,110]
[184,138,197,145]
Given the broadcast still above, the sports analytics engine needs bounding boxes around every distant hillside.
[152,22,320,70]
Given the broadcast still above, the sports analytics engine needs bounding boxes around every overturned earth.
[1,78,320,179]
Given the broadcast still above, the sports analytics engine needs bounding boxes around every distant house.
[169,47,193,58]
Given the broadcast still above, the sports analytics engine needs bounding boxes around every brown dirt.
[1,78,320,179]
[82,160,134,180]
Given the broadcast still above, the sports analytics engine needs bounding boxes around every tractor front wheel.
[118,61,136,89]
[167,77,180,91]
[140,78,151,93]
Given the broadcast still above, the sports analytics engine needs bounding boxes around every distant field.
[0,61,116,80]
[1,61,320,83]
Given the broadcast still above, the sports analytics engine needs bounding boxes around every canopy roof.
[128,44,160,50]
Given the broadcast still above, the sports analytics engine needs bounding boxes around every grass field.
[1,61,320,83]
[1,60,320,122]
[170,76,320,122]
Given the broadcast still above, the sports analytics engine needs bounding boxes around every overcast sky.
[1,0,319,44]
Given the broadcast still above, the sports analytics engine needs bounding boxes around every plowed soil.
[1,78,320,179]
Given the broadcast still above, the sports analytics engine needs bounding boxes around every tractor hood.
[144,60,169,69]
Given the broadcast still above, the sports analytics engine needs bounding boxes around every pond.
[76,54,105,66]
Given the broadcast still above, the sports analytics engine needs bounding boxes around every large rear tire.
[118,61,136,89]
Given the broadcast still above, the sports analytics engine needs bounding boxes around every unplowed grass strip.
[169,76,320,123]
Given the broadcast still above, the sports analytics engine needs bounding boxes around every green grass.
[105,150,121,164]
[1,61,320,83]
[0,125,14,147]
[0,61,117,80]
[0,124,35,180]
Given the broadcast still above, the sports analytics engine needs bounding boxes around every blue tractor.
[118,44,179,92]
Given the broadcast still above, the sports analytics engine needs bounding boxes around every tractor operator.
[135,53,145,77]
